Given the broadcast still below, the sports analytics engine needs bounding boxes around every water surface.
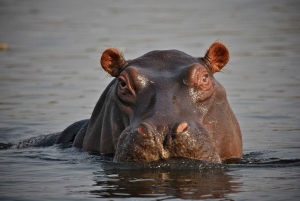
[1,0,300,200]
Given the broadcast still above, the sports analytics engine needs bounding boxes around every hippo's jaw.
[114,121,222,163]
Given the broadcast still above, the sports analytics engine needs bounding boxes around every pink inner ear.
[101,48,127,77]
[205,42,230,74]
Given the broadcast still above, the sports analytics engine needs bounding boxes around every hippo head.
[82,42,242,163]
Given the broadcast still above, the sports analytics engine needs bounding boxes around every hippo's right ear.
[101,48,128,77]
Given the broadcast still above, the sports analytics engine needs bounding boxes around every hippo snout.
[114,121,222,163]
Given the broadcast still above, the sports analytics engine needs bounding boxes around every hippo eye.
[119,80,126,88]
[202,75,208,83]
[118,76,127,90]
[117,71,136,105]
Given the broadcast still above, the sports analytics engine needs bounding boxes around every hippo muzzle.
[114,121,221,163]
[82,42,243,163]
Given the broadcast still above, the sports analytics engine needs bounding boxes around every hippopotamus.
[14,42,242,164]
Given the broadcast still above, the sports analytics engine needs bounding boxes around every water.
[1,0,300,200]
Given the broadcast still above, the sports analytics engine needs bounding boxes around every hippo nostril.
[137,126,147,136]
[175,121,188,133]
[137,123,154,138]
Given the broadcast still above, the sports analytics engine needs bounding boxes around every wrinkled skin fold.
[12,42,242,164]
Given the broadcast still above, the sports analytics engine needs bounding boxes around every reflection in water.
[89,163,243,200]
[87,153,300,199]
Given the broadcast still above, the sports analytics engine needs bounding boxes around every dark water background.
[1,0,300,200]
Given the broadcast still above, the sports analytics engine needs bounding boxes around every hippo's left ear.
[101,48,128,77]
[203,42,230,74]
